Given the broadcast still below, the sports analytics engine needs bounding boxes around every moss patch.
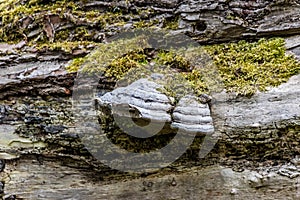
[70,37,300,97]
[0,0,165,45]
[154,50,190,71]
[0,0,78,42]
[76,35,150,74]
[163,15,179,30]
[105,51,149,79]
[33,40,98,53]
[204,38,300,96]
[0,0,109,53]
[67,57,86,72]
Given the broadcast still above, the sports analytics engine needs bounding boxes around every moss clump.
[0,0,79,42]
[0,0,126,44]
[183,69,210,95]
[75,35,150,75]
[68,36,300,97]
[155,50,190,71]
[0,0,178,52]
[105,51,148,80]
[163,16,179,30]
[204,38,300,96]
[67,57,86,72]
[33,41,98,53]
[133,19,160,29]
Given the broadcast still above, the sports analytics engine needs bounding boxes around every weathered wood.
[2,0,300,45]
[0,67,300,199]
[0,0,300,199]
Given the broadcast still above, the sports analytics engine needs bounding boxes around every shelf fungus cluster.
[96,75,214,141]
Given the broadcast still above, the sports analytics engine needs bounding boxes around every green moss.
[225,14,241,21]
[183,69,209,95]
[0,0,127,44]
[144,46,218,96]
[76,10,125,26]
[0,0,79,42]
[55,29,71,41]
[54,26,97,44]
[33,41,98,53]
[155,50,190,71]
[67,57,86,72]
[105,51,148,80]
[163,16,179,30]
[74,27,89,39]
[69,37,300,97]
[204,38,300,96]
[0,0,168,48]
[133,19,160,29]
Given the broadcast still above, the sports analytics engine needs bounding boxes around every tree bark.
[1,0,300,199]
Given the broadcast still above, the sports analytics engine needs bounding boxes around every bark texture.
[0,0,300,199]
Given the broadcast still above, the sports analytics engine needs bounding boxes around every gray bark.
[1,0,300,199]
[0,56,300,199]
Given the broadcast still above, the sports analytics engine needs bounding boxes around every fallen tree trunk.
[0,0,300,199]
[0,58,300,199]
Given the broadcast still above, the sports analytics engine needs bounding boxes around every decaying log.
[0,0,300,199]
[0,60,300,199]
